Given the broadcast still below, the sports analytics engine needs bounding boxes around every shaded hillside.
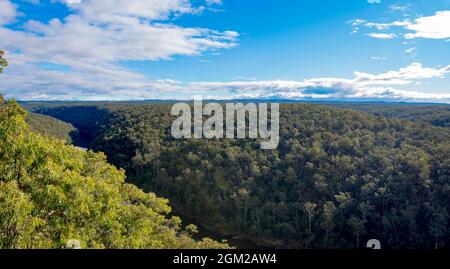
[26,113,79,143]
[23,103,111,147]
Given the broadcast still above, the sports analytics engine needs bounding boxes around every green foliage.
[329,103,450,129]
[26,113,79,143]
[347,217,366,248]
[23,102,450,249]
[0,50,7,74]
[0,97,228,249]
[24,104,110,147]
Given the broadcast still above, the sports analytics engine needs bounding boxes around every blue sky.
[0,0,449,102]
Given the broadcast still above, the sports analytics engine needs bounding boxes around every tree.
[231,188,251,227]
[335,192,352,222]
[0,50,7,73]
[322,202,336,248]
[303,202,317,233]
[347,217,366,249]
[429,208,447,250]
[0,181,44,248]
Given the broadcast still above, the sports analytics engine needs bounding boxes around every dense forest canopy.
[22,103,112,148]
[0,97,228,249]
[26,101,450,249]
[26,113,79,143]
[327,103,450,129]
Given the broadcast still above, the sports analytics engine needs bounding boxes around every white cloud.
[57,0,203,22]
[0,0,17,25]
[0,51,195,100]
[347,19,366,34]
[365,21,410,30]
[404,11,450,39]
[353,63,450,83]
[371,56,388,61]
[348,19,366,27]
[0,0,239,99]
[2,57,450,102]
[367,0,381,4]
[0,0,239,63]
[63,0,82,4]
[206,0,222,5]
[366,33,397,39]
[188,63,450,103]
[388,4,410,14]
[358,10,450,40]
[405,47,417,54]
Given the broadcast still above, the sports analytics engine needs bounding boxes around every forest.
[1,97,232,249]
[26,112,79,143]
[328,103,450,129]
[23,100,450,249]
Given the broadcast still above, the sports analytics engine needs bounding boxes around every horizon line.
[13,98,450,105]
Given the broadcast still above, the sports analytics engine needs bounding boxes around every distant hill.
[26,112,79,143]
[325,103,450,129]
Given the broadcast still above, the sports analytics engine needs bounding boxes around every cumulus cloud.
[57,0,203,21]
[188,63,450,103]
[404,11,450,39]
[353,63,450,83]
[2,52,450,102]
[1,0,238,62]
[0,0,238,99]
[356,10,450,40]
[0,52,180,100]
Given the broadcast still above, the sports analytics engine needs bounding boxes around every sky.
[0,0,450,102]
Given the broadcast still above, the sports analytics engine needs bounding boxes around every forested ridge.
[26,113,79,143]
[27,101,450,249]
[328,103,450,129]
[23,103,111,148]
[0,99,228,249]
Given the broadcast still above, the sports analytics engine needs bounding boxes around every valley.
[24,101,450,249]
